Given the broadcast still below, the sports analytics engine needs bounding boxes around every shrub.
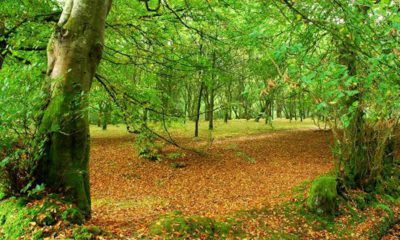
[135,130,161,161]
[0,138,46,198]
[0,149,35,197]
[375,160,400,198]
[307,176,338,215]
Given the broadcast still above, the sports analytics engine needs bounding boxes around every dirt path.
[88,129,333,237]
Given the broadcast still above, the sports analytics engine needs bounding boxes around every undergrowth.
[282,167,400,239]
[0,198,32,239]
[0,193,105,239]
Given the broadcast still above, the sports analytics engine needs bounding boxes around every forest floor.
[88,119,336,238]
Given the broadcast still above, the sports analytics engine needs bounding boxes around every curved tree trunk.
[38,0,112,217]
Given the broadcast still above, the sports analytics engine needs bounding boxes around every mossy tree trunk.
[38,0,112,217]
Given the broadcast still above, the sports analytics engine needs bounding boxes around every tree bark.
[208,87,214,130]
[208,50,217,130]
[37,0,112,217]
[102,101,111,130]
[194,82,204,137]
[204,89,210,121]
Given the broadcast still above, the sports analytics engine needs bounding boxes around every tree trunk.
[224,82,232,123]
[208,50,217,130]
[97,103,103,127]
[232,107,239,119]
[204,89,210,121]
[195,82,204,137]
[224,110,229,123]
[37,0,112,217]
[208,87,214,130]
[102,101,111,130]
[265,98,272,125]
[276,103,282,118]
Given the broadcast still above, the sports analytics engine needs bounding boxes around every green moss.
[39,91,92,216]
[73,226,102,240]
[150,211,238,239]
[0,187,5,200]
[63,17,77,31]
[0,195,103,239]
[307,176,338,215]
[62,207,84,225]
[0,198,33,239]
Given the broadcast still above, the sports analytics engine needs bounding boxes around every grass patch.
[90,119,316,141]
[168,119,315,139]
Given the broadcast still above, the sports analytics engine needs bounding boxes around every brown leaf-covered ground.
[383,224,400,240]
[88,127,334,237]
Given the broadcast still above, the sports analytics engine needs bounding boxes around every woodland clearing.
[89,120,333,237]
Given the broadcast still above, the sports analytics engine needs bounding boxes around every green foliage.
[61,207,84,225]
[1,1,399,237]
[0,198,32,239]
[149,211,238,239]
[0,194,95,239]
[31,197,65,227]
[307,176,338,215]
[73,226,102,240]
[374,203,394,220]
[0,146,43,197]
[352,192,369,210]
[375,160,400,198]
[135,130,161,161]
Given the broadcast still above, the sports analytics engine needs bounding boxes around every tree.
[278,0,400,189]
[37,0,112,216]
